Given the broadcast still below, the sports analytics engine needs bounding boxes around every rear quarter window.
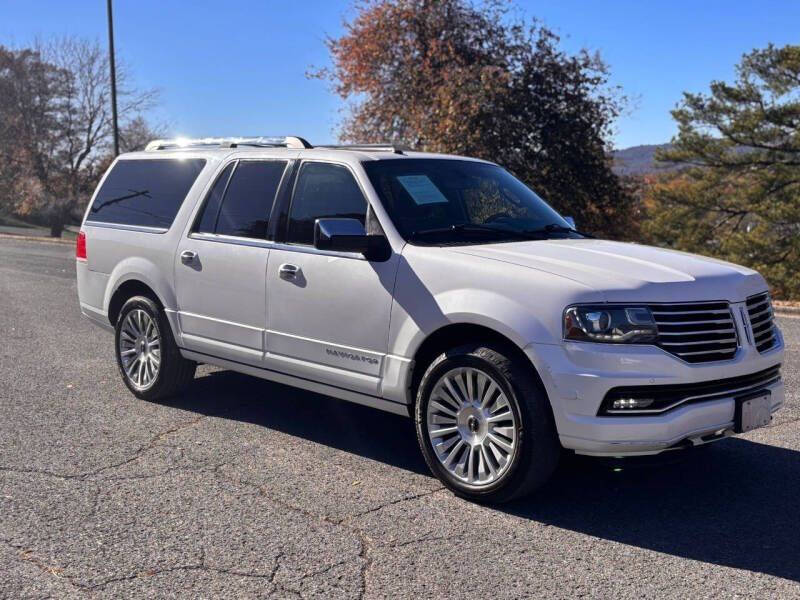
[86,158,206,229]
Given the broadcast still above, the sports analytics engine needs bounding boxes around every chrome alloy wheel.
[118,309,161,390]
[426,367,518,486]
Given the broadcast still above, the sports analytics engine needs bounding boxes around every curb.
[774,304,800,317]
[0,233,74,245]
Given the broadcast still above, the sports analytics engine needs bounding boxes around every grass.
[0,214,38,228]
[0,213,79,240]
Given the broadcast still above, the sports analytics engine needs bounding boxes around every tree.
[0,38,157,236]
[0,47,64,223]
[119,116,165,153]
[314,0,635,238]
[646,44,800,298]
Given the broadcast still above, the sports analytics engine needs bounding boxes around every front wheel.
[115,296,196,401]
[415,344,560,503]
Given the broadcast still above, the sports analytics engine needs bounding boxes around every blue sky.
[2,1,799,149]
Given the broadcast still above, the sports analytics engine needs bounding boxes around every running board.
[180,349,410,417]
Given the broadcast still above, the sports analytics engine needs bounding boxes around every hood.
[449,239,767,303]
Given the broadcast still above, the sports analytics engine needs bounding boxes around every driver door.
[265,161,398,395]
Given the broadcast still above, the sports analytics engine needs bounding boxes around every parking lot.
[1,236,798,599]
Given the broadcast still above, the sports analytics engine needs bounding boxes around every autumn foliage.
[315,0,637,239]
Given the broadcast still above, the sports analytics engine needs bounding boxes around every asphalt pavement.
[1,236,799,599]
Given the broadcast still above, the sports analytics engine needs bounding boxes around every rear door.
[174,159,289,365]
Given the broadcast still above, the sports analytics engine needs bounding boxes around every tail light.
[76,230,87,261]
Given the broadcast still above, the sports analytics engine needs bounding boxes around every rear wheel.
[115,296,196,401]
[415,343,560,503]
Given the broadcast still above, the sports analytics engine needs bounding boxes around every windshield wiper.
[523,223,594,238]
[409,223,540,241]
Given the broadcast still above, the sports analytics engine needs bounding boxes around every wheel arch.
[103,254,178,326]
[407,322,550,416]
[107,279,164,326]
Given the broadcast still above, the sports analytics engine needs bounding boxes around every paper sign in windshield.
[397,175,448,205]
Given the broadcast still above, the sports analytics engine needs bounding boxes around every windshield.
[362,159,578,245]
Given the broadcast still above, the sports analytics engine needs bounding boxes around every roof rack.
[144,136,313,151]
[143,137,408,155]
[318,144,406,155]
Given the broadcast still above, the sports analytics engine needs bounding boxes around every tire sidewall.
[114,296,167,400]
[415,346,530,500]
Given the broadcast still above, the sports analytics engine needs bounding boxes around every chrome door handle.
[180,250,197,264]
[279,263,299,279]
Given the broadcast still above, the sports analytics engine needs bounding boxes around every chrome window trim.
[271,241,367,261]
[188,232,273,249]
[83,221,169,234]
[187,232,366,260]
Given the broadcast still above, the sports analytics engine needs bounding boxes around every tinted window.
[287,162,367,245]
[88,159,206,228]
[194,163,234,234]
[214,161,286,239]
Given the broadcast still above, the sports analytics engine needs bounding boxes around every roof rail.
[144,136,313,151]
[318,143,407,155]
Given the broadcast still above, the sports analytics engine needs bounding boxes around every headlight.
[563,305,658,344]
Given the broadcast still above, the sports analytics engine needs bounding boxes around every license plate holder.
[734,390,772,433]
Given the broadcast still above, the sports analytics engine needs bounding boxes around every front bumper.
[525,324,785,457]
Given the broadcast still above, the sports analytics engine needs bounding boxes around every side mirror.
[564,216,576,229]
[314,218,373,255]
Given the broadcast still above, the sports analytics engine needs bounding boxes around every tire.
[114,295,196,401]
[414,343,560,503]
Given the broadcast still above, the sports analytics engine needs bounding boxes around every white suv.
[76,136,784,502]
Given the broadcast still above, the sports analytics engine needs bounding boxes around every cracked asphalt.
[1,236,799,599]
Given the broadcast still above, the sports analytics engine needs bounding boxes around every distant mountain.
[612,143,676,176]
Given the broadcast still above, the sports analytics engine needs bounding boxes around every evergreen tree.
[647,44,800,297]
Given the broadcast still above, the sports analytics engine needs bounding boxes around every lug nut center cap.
[467,415,479,433]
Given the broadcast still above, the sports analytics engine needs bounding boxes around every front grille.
[747,293,777,353]
[599,365,781,415]
[649,302,738,363]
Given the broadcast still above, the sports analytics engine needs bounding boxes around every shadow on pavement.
[508,437,800,583]
[164,369,800,582]
[165,369,429,475]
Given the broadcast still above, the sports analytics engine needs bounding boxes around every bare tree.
[119,115,165,153]
[0,37,158,236]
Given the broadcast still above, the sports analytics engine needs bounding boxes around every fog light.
[611,398,654,410]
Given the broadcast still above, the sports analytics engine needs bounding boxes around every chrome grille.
[649,302,738,363]
[747,293,777,353]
